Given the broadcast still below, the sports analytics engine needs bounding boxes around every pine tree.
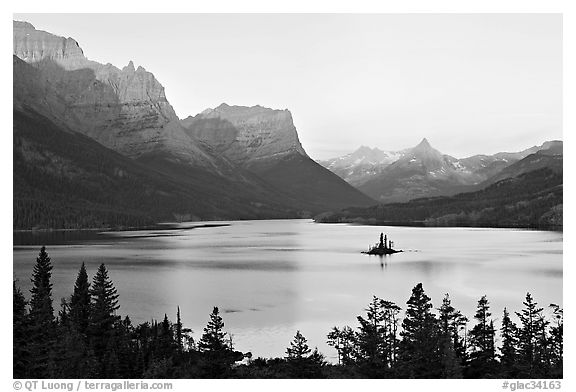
[467,295,497,377]
[157,314,175,359]
[356,296,386,368]
[286,331,325,378]
[197,307,236,377]
[70,263,91,335]
[175,306,183,352]
[286,330,312,360]
[516,293,546,378]
[89,263,120,376]
[548,304,563,378]
[13,281,30,378]
[437,294,463,378]
[198,307,228,353]
[397,283,441,378]
[28,246,56,377]
[499,307,518,377]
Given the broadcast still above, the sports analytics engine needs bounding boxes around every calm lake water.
[13,219,562,361]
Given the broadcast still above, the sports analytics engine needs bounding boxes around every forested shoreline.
[14,247,562,379]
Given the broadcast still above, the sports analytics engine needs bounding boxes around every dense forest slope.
[316,164,563,229]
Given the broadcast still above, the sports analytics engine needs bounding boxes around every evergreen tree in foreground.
[28,246,56,377]
[89,263,120,375]
[286,330,325,378]
[70,262,91,335]
[175,306,183,352]
[197,307,241,377]
[516,293,545,378]
[500,307,518,377]
[13,281,30,378]
[467,295,497,377]
[198,307,228,353]
[327,326,356,366]
[398,283,441,378]
[548,304,563,378]
[437,294,464,378]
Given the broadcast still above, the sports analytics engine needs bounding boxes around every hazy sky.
[15,13,562,160]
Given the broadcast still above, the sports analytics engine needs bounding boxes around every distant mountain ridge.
[320,138,562,203]
[316,164,563,229]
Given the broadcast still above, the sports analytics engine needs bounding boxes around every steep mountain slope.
[13,102,305,229]
[13,21,232,172]
[480,141,563,187]
[13,26,321,227]
[182,104,375,210]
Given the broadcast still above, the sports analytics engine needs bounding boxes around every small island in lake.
[362,233,403,255]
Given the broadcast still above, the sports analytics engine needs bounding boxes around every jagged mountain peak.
[412,137,434,152]
[123,60,135,72]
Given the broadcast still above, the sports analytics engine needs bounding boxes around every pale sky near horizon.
[14,13,562,160]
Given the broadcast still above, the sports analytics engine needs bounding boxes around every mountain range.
[319,138,562,203]
[13,21,374,229]
[13,20,562,229]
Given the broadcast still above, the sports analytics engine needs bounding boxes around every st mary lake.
[13,219,562,361]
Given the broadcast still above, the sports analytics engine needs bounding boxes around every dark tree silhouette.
[548,304,563,378]
[398,283,441,378]
[437,294,464,378]
[500,307,518,377]
[13,252,563,380]
[467,295,497,377]
[13,281,30,378]
[28,246,56,377]
[286,330,325,378]
[70,262,91,335]
[89,263,120,376]
[516,293,546,378]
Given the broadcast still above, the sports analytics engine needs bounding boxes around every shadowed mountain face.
[181,104,376,211]
[13,57,316,228]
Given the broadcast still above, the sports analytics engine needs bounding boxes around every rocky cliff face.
[181,103,308,167]
[13,21,219,169]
